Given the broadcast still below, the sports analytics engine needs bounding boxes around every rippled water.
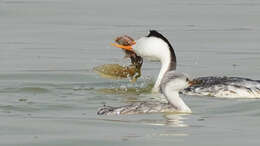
[1,0,260,145]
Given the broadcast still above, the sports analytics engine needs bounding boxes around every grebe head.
[112,30,176,70]
[134,30,176,68]
[160,72,191,93]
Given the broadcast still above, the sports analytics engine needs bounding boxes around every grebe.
[112,30,260,98]
[97,71,192,115]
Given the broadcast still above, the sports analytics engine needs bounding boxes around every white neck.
[152,53,172,93]
[163,86,191,113]
[133,36,176,93]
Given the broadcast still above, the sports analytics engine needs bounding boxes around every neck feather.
[152,47,176,93]
[163,86,191,113]
[169,46,176,70]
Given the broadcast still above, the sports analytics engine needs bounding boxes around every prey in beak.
[94,35,142,83]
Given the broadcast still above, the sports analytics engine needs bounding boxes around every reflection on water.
[139,113,190,128]
[96,82,154,95]
[99,113,190,128]
[164,114,189,127]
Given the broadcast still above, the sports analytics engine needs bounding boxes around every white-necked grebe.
[112,30,260,98]
[98,71,192,115]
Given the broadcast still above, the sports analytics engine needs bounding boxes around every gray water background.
[1,0,260,145]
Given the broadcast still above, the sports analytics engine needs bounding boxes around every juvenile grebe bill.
[112,30,260,98]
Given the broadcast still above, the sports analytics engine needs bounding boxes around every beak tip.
[110,42,134,52]
[188,81,194,86]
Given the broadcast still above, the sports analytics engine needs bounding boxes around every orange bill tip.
[111,43,134,52]
[188,80,195,86]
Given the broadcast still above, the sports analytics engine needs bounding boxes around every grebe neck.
[152,47,176,93]
[163,84,191,113]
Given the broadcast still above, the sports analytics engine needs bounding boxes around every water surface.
[1,0,260,145]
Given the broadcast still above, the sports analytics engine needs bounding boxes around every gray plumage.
[182,76,260,98]
[97,102,178,115]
